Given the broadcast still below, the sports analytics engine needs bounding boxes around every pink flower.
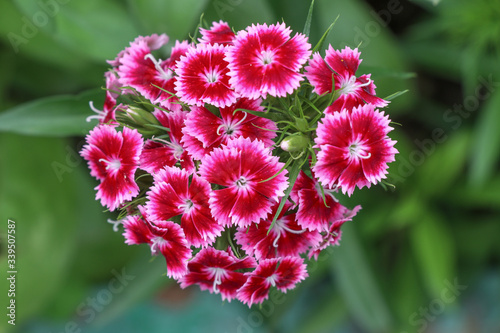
[235,201,321,260]
[145,166,223,247]
[305,46,387,113]
[226,22,311,99]
[107,33,169,67]
[139,110,194,174]
[199,137,288,228]
[80,125,143,211]
[179,247,257,302]
[181,98,277,160]
[117,38,189,111]
[175,43,238,108]
[237,256,307,306]
[122,208,192,279]
[313,104,398,196]
[199,21,235,46]
[86,71,121,125]
[307,205,361,260]
[290,170,347,231]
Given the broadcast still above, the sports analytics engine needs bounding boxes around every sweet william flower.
[199,20,235,46]
[145,166,223,248]
[225,22,311,99]
[237,256,308,306]
[117,37,189,111]
[175,43,238,108]
[139,110,194,174]
[199,137,288,228]
[313,104,398,196]
[307,205,361,260]
[80,125,142,211]
[122,207,192,279]
[305,46,388,113]
[181,98,277,160]
[235,201,321,260]
[179,247,257,302]
[290,170,347,232]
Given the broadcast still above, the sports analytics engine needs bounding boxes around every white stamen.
[144,53,173,81]
[86,101,105,122]
[216,111,248,136]
[107,219,122,232]
[266,274,278,287]
[99,158,121,170]
[152,137,184,161]
[150,236,166,256]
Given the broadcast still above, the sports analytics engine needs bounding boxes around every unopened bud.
[280,134,310,152]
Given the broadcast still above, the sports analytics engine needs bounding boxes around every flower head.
[199,137,288,228]
[145,166,223,247]
[225,22,311,99]
[179,247,256,301]
[181,98,276,160]
[122,208,192,279]
[290,170,347,231]
[313,104,398,196]
[139,110,194,174]
[175,43,238,108]
[305,46,387,112]
[80,125,143,211]
[235,200,321,260]
[117,37,188,111]
[199,21,235,46]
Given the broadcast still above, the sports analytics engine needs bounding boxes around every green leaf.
[302,0,315,37]
[0,134,79,330]
[414,130,470,196]
[468,89,500,186]
[409,210,455,297]
[0,90,104,137]
[128,0,209,41]
[331,223,393,332]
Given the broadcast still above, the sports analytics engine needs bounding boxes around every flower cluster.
[81,21,398,306]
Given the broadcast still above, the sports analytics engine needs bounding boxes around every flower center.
[348,141,371,160]
[235,176,248,188]
[99,158,121,171]
[144,53,173,81]
[207,267,227,293]
[150,236,166,256]
[266,273,278,287]
[178,198,194,214]
[339,76,372,95]
[204,69,220,83]
[259,50,274,65]
[216,111,248,137]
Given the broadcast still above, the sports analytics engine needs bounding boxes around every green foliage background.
[0,0,499,332]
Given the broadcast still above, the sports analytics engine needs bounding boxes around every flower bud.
[280,133,310,152]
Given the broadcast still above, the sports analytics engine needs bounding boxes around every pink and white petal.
[304,52,335,95]
[274,256,308,291]
[324,46,361,78]
[237,275,271,306]
[146,182,183,221]
[122,215,153,245]
[95,174,139,211]
[150,222,192,279]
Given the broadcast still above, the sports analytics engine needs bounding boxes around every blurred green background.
[0,0,499,332]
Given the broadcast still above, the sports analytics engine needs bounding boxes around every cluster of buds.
[81,20,397,306]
